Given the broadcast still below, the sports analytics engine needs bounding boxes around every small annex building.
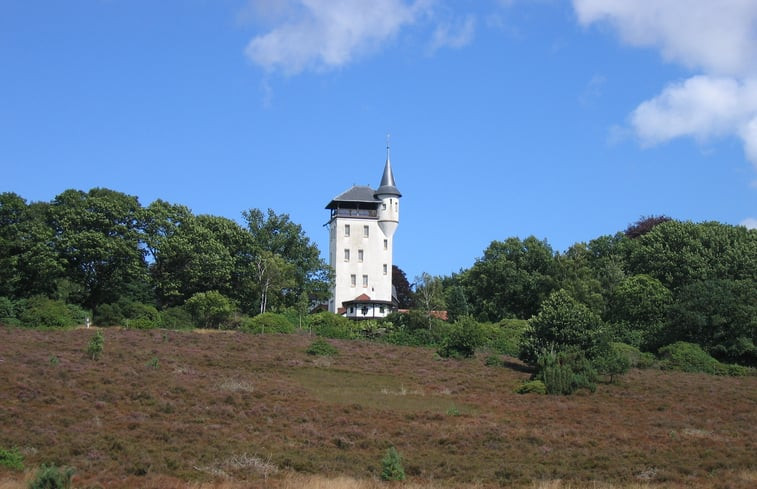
[325,146,401,319]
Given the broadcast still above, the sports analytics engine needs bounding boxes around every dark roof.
[375,157,401,197]
[342,293,393,306]
[325,185,379,209]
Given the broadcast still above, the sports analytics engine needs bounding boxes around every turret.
[375,145,401,238]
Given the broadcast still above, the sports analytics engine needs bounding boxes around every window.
[382,203,386,210]
[344,224,350,237]
[350,274,356,287]
[362,274,368,287]
[344,249,350,261]
[380,306,385,314]
[383,239,388,250]
[363,225,369,237]
[395,202,398,212]
[358,249,364,262]
[383,264,388,275]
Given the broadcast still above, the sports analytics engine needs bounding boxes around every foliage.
[514,380,546,395]
[184,291,235,329]
[241,312,295,334]
[158,306,193,330]
[28,464,75,489]
[0,446,23,470]
[536,348,597,395]
[610,342,656,369]
[594,343,631,383]
[380,446,405,481]
[309,312,359,339]
[444,284,469,321]
[520,290,608,365]
[437,316,485,359]
[658,341,725,375]
[392,265,414,308]
[624,215,673,239]
[86,330,104,360]
[483,354,501,366]
[666,279,757,365]
[414,272,445,326]
[482,318,528,356]
[463,236,559,321]
[305,338,338,356]
[606,274,672,349]
[17,297,80,328]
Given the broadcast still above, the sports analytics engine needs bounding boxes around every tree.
[437,316,485,358]
[48,188,149,312]
[184,291,234,329]
[243,208,331,309]
[520,289,608,364]
[414,272,444,326]
[254,251,294,314]
[464,236,559,321]
[606,274,672,349]
[445,285,469,321]
[624,215,672,239]
[392,265,414,308]
[667,279,756,365]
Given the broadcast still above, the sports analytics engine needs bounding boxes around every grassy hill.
[0,326,755,488]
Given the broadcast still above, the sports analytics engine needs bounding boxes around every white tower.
[325,146,401,318]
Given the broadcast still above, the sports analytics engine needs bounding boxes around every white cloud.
[429,14,475,52]
[740,217,757,229]
[573,0,757,77]
[572,0,757,172]
[244,0,432,75]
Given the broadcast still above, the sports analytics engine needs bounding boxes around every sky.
[2,0,756,281]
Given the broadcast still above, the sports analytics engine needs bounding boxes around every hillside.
[0,326,755,488]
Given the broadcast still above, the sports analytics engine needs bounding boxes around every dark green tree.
[606,274,672,349]
[464,236,559,321]
[392,264,414,308]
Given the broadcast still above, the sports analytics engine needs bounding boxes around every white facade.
[326,153,400,318]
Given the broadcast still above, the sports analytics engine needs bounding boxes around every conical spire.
[376,139,401,197]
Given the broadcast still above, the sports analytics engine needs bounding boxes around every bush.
[28,464,75,489]
[241,312,295,334]
[485,319,529,356]
[159,306,193,330]
[184,291,235,329]
[437,316,485,359]
[86,330,104,360]
[0,446,23,470]
[17,297,78,328]
[306,338,338,356]
[309,312,359,339]
[514,380,547,395]
[380,446,405,481]
[536,348,597,395]
[610,342,656,369]
[658,341,751,376]
[594,344,631,383]
[658,341,721,374]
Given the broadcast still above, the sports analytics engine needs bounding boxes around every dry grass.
[0,326,755,489]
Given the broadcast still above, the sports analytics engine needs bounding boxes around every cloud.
[244,0,432,75]
[741,217,757,229]
[572,0,757,172]
[429,14,475,52]
[573,0,757,77]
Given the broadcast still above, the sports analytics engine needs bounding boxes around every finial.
[386,132,391,160]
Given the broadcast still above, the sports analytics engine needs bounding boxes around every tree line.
[414,216,756,367]
[0,188,331,327]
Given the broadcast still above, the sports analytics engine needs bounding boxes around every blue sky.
[2,0,756,281]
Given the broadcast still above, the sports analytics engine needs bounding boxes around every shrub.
[17,297,77,328]
[159,306,193,330]
[380,446,405,481]
[0,296,18,320]
[184,291,235,329]
[0,446,23,470]
[437,316,485,359]
[86,330,104,360]
[658,341,721,374]
[514,380,547,395]
[536,348,597,395]
[241,312,295,334]
[28,464,75,489]
[594,344,631,383]
[484,354,501,367]
[309,312,359,339]
[486,319,529,356]
[610,342,656,369]
[306,338,338,356]
[94,302,123,326]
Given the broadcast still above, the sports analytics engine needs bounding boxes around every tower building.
[325,146,401,318]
